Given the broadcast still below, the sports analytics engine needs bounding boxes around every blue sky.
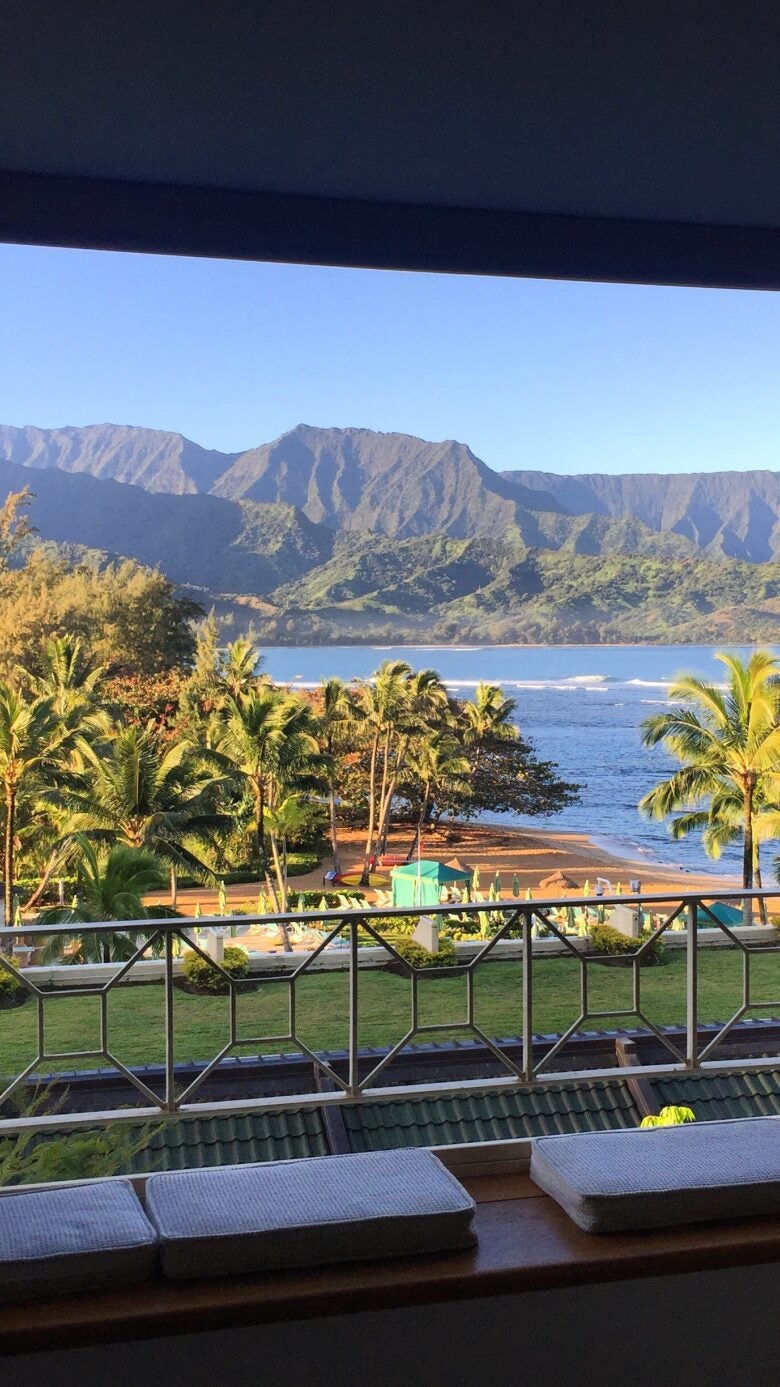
[2,243,780,475]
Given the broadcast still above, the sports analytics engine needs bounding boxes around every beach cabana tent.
[702,901,745,927]
[391,859,472,907]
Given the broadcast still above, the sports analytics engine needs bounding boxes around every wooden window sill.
[3,1173,780,1356]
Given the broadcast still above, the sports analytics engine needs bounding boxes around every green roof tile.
[127,1107,330,1173]
[653,1069,780,1124]
[342,1080,641,1150]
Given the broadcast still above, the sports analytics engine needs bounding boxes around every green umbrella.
[218,879,227,916]
[567,905,576,933]
[493,871,502,898]
[512,874,520,897]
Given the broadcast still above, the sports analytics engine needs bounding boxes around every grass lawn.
[2,947,780,1080]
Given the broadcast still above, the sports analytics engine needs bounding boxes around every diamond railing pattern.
[0,889,777,1133]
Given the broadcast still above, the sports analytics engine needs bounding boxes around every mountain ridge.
[3,421,780,644]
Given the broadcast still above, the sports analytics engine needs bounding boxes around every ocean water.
[259,644,771,877]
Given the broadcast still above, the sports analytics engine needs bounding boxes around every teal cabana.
[391,859,473,908]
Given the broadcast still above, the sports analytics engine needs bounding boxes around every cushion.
[0,1179,158,1304]
[530,1116,780,1233]
[145,1148,476,1279]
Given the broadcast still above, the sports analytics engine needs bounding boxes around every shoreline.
[171,817,739,918]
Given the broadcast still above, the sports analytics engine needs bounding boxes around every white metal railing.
[0,888,779,1135]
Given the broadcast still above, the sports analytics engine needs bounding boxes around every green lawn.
[2,947,780,1080]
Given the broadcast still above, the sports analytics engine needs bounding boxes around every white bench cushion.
[0,1179,158,1303]
[145,1148,476,1279]
[530,1116,780,1233]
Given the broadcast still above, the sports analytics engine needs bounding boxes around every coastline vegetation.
[0,488,578,938]
[640,650,780,909]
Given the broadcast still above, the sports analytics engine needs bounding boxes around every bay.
[259,644,770,876]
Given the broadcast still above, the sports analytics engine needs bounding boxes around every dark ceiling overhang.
[4,169,780,290]
[3,2,780,288]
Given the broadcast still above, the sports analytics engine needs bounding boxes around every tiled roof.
[653,1069,780,1124]
[126,1108,330,1173]
[342,1079,641,1151]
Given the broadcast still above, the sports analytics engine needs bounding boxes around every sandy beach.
[170,819,741,922]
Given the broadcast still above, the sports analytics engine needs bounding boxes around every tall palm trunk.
[24,847,60,910]
[328,785,341,874]
[361,734,380,885]
[743,776,755,925]
[269,834,291,951]
[375,739,407,858]
[3,781,15,925]
[754,841,769,927]
[170,866,178,910]
[407,779,431,856]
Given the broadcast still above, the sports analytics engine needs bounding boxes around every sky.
[2,242,780,475]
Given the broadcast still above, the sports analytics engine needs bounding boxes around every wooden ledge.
[4,1173,780,1356]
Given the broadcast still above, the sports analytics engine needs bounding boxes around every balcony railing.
[0,888,779,1135]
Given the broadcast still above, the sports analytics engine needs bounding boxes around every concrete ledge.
[14,926,775,989]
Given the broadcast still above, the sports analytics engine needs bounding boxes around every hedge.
[180,945,249,994]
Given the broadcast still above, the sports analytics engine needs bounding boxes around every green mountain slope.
[503,467,780,562]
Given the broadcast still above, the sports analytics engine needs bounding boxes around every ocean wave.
[625,679,673,688]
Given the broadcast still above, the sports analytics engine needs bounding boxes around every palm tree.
[317,677,353,874]
[24,634,105,720]
[355,660,422,882]
[220,638,262,700]
[265,793,319,915]
[218,687,320,882]
[461,683,518,768]
[37,839,171,963]
[0,683,83,923]
[373,667,450,858]
[56,724,230,908]
[665,779,780,926]
[640,652,780,907]
[405,731,471,853]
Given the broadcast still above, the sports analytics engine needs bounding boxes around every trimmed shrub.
[181,945,249,994]
[0,959,27,1008]
[386,937,457,972]
[588,924,665,966]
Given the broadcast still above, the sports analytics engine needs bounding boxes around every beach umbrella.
[472,866,481,895]
[583,879,591,897]
[493,871,502,898]
[13,899,22,927]
[566,905,576,933]
[512,874,520,897]
[218,880,227,916]
[256,890,266,915]
[194,901,201,919]
[616,882,623,896]
[488,882,497,902]
[319,895,330,913]
[539,871,578,893]
[525,886,533,902]
[71,893,79,909]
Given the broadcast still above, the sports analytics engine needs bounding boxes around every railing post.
[348,918,359,1097]
[164,929,176,1111]
[522,909,533,1082]
[686,900,698,1068]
